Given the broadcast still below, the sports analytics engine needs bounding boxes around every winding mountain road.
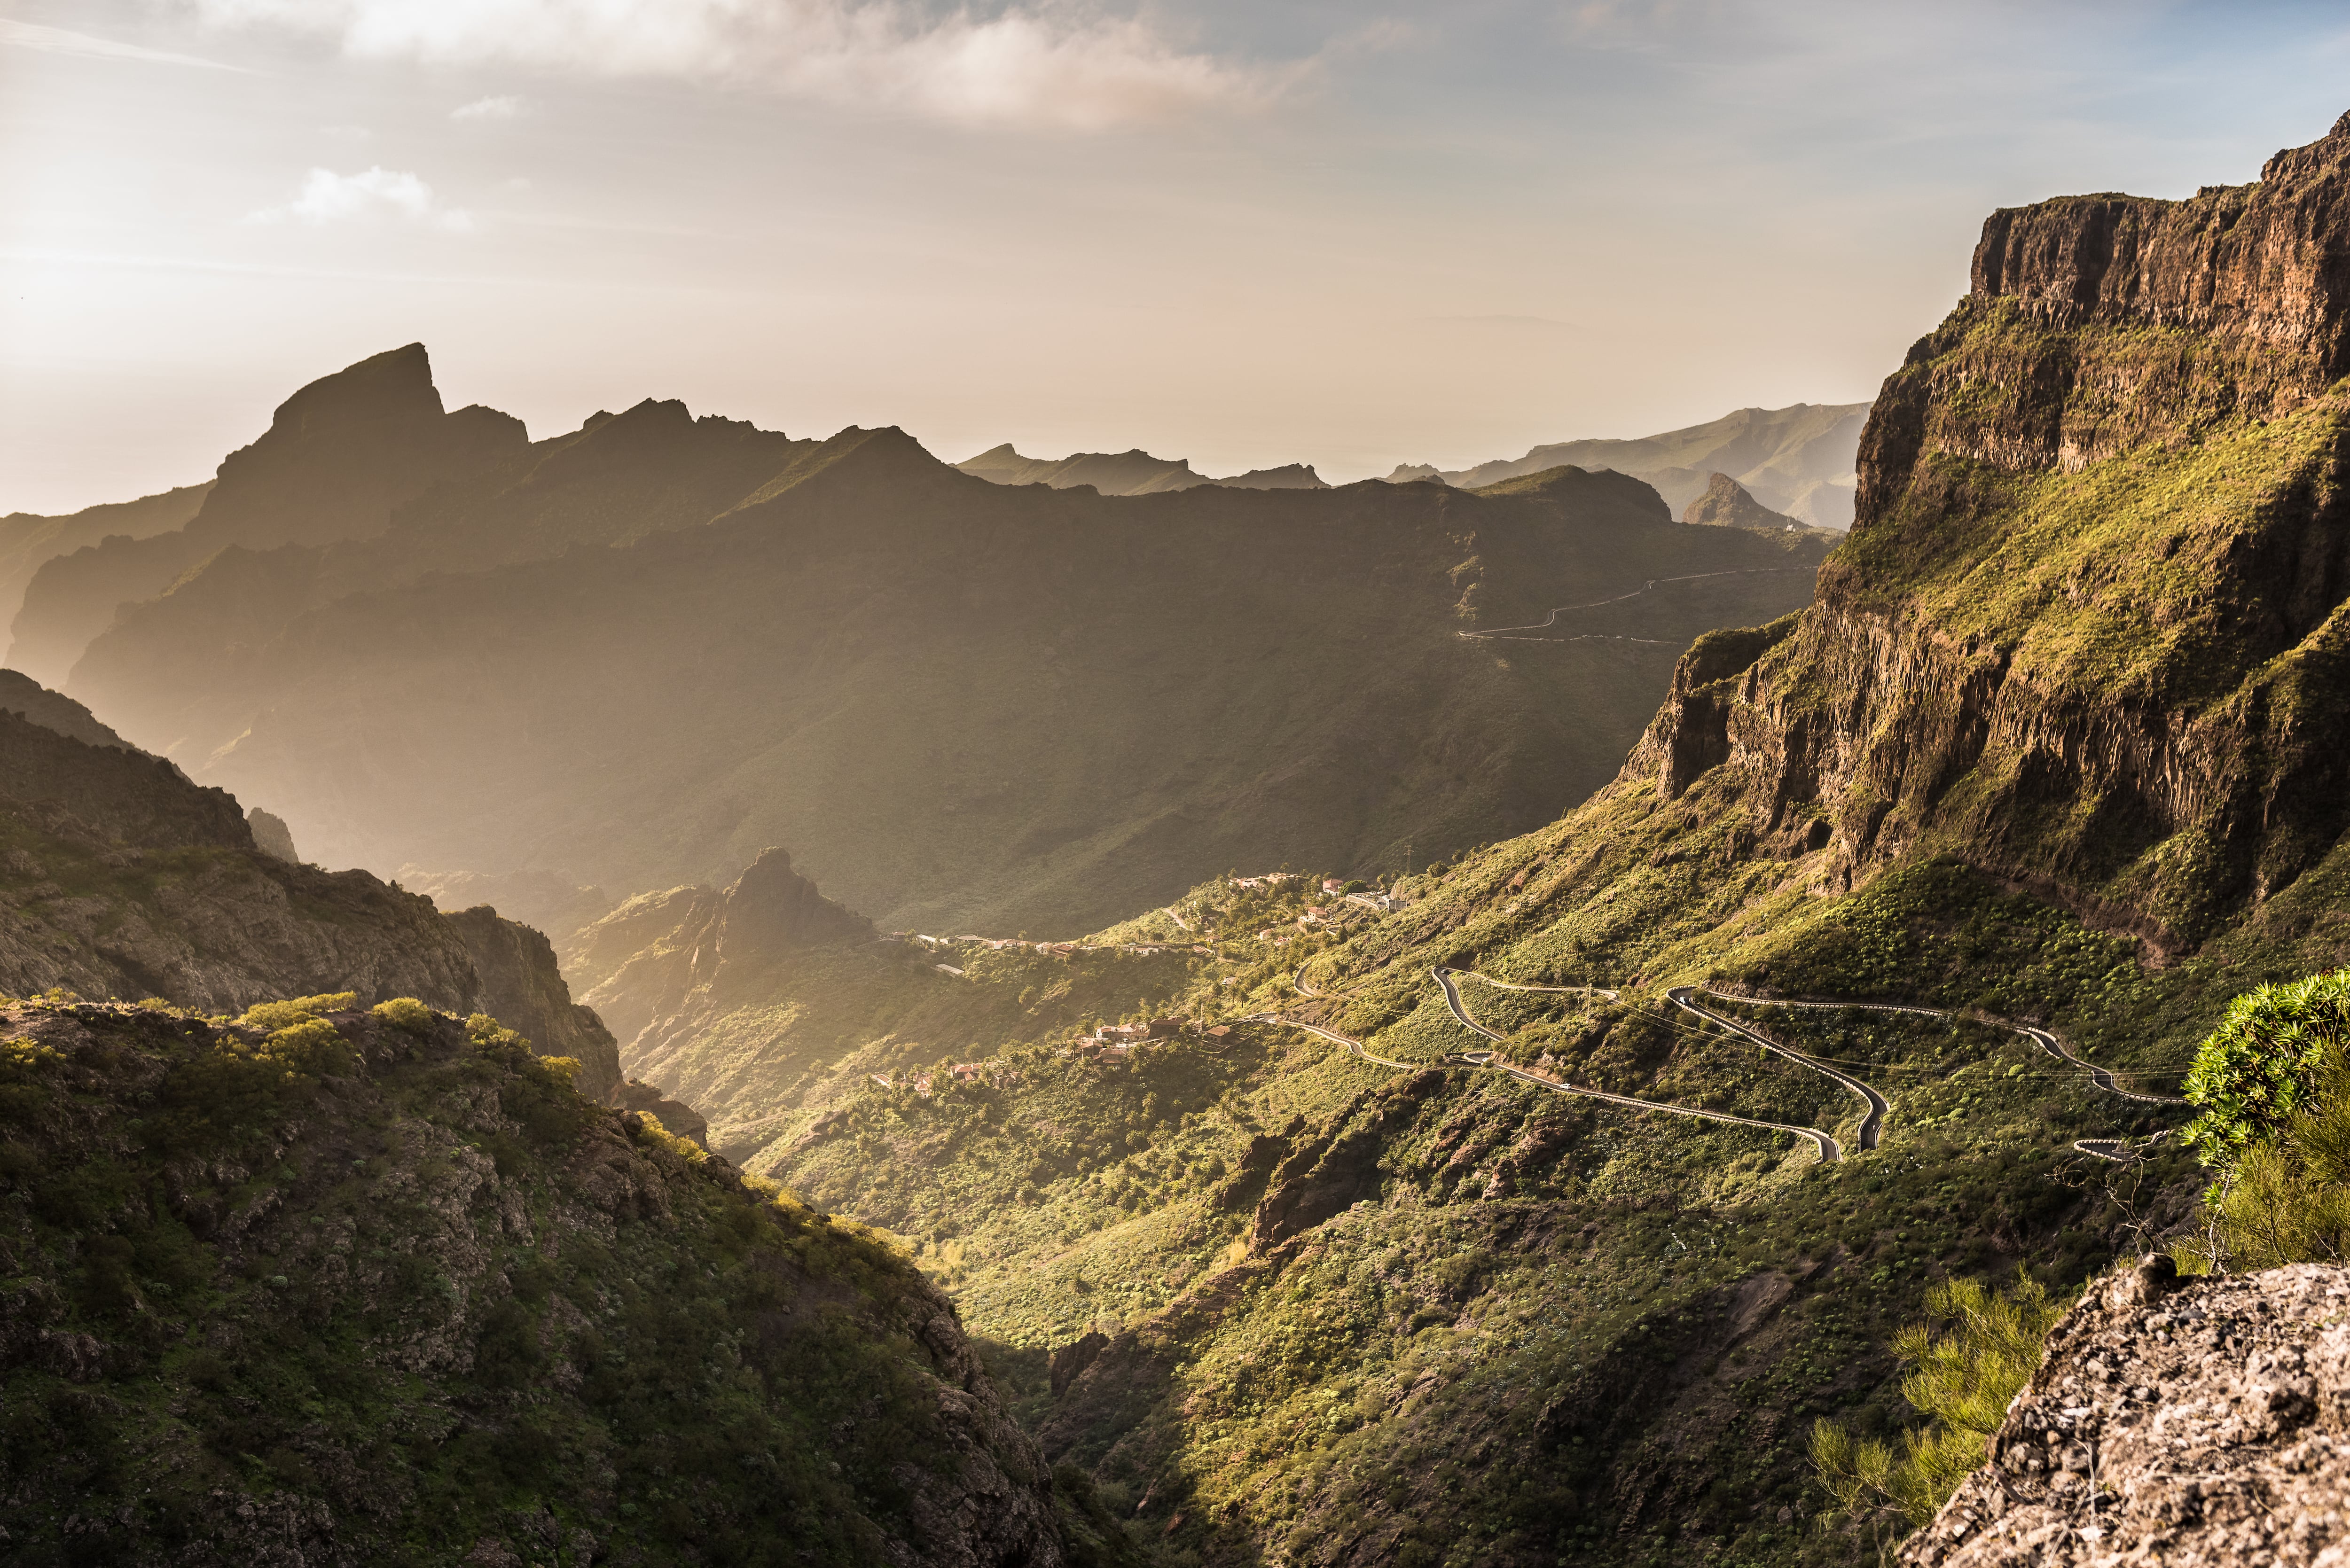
[1428,966,1844,1162]
[1668,986,1888,1150]
[1269,963,2178,1168]
[1458,566,1817,642]
[1684,987,2185,1159]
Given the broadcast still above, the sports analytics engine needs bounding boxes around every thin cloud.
[452,94,529,119]
[0,17,253,71]
[187,0,1288,130]
[248,166,475,232]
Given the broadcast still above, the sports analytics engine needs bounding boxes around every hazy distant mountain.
[0,480,211,632]
[40,347,1830,935]
[958,444,1331,495]
[7,344,525,687]
[1386,401,1867,528]
[1679,470,1826,535]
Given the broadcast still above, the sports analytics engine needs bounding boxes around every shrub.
[2180,969,2350,1170]
[371,997,437,1033]
[1811,1270,2070,1529]
[239,993,358,1032]
[2178,1038,2350,1272]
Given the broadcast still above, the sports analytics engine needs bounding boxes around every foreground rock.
[1904,1261,2350,1567]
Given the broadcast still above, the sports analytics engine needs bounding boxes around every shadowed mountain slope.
[957,444,1330,494]
[0,480,210,628]
[0,675,637,1101]
[0,993,1068,1566]
[54,382,1831,935]
[7,345,530,688]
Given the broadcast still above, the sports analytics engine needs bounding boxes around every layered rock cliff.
[1623,110,2350,953]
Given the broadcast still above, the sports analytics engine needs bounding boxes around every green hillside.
[0,994,1065,1566]
[543,113,2350,1568]
[54,387,1829,936]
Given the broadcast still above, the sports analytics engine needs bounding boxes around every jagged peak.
[716,846,875,962]
[266,343,444,437]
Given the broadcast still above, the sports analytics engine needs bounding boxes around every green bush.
[1811,1271,2070,1529]
[2178,1038,2350,1272]
[239,992,358,1032]
[371,996,437,1032]
[2181,969,2350,1170]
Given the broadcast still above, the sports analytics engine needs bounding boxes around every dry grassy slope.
[97,422,1825,935]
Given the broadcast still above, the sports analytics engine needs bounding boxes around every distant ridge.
[956,444,1330,495]
[1385,401,1867,529]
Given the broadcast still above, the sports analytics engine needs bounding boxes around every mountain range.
[13,357,1829,937]
[1387,401,1868,529]
[12,104,2350,1568]
[479,108,2350,1568]
[956,445,1329,494]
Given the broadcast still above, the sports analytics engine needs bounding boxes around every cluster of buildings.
[869,1060,1020,1097]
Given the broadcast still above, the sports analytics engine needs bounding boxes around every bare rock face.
[715,846,876,978]
[1903,1261,2350,1568]
[440,904,627,1101]
[1616,109,2350,951]
[245,805,299,862]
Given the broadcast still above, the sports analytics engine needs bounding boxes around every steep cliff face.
[441,904,627,1101]
[0,996,1065,1566]
[1626,111,2350,953]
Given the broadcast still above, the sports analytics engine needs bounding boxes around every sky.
[5,0,2350,513]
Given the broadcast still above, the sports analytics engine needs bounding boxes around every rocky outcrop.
[1681,471,1805,531]
[612,1079,710,1147]
[440,905,627,1101]
[569,848,874,1059]
[1903,1260,2350,1567]
[716,847,877,973]
[246,806,299,861]
[1619,110,2350,950]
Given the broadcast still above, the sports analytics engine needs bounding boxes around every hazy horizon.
[7,0,2350,514]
